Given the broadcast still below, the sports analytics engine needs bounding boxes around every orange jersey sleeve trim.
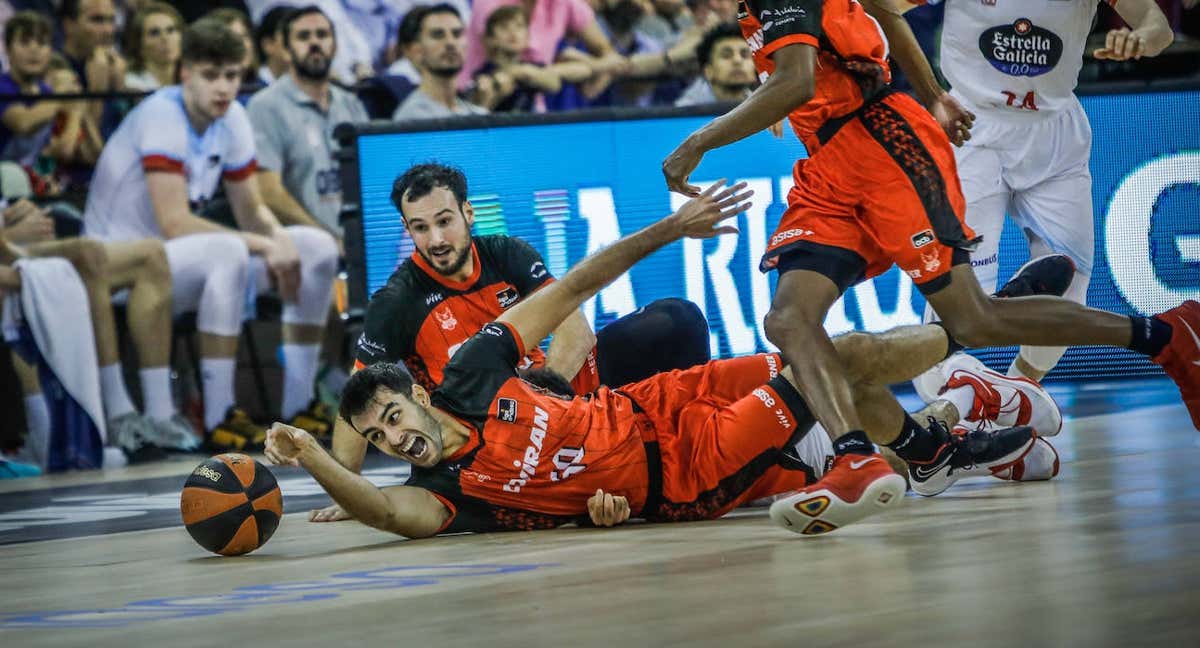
[759,33,819,60]
[427,491,458,535]
[141,154,184,174]
[222,159,258,182]
[353,359,367,371]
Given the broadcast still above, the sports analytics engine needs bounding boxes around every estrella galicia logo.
[496,286,520,309]
[497,398,518,422]
[979,18,1063,77]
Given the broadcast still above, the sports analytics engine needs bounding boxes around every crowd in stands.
[0,0,1197,478]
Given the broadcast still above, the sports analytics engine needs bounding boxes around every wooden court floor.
[2,379,1199,647]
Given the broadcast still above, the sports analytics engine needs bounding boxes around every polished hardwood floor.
[1,379,1197,647]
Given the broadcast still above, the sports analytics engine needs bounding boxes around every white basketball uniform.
[922,0,1108,378]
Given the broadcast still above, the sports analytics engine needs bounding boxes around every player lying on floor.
[266,181,1055,538]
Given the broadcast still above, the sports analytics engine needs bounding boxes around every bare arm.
[145,171,276,252]
[498,182,751,351]
[662,44,814,195]
[1,101,60,136]
[225,176,302,301]
[267,423,450,538]
[256,170,327,230]
[547,60,595,84]
[1097,0,1174,59]
[509,64,564,94]
[545,308,597,380]
[576,19,618,58]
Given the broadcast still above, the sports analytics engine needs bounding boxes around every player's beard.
[419,240,472,277]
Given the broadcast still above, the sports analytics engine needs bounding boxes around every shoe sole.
[769,473,907,536]
[999,254,1077,297]
[911,432,1038,497]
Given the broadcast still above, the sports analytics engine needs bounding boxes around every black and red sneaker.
[1152,300,1200,431]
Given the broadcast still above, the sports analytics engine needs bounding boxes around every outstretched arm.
[497,182,753,355]
[266,423,450,538]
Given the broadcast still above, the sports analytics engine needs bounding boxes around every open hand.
[666,179,754,239]
[309,502,352,523]
[1093,28,1147,61]
[587,489,630,527]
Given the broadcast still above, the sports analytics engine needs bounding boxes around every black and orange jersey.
[738,0,892,152]
[355,234,598,392]
[408,322,653,534]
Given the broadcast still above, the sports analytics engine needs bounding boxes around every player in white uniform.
[84,18,339,450]
[900,0,1173,479]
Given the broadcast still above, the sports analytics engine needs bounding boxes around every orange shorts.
[761,92,976,293]
[618,354,819,522]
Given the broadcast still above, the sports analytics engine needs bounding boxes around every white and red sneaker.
[940,355,1063,437]
[992,436,1060,481]
[1152,300,1200,431]
[769,453,906,536]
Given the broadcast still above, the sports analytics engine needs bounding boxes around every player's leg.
[595,297,710,386]
[102,238,200,451]
[165,233,261,449]
[251,225,338,434]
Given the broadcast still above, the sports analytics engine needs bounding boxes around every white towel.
[12,257,106,441]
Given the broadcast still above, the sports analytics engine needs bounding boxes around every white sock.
[201,357,236,430]
[99,363,136,419]
[941,386,978,423]
[23,393,50,468]
[139,366,176,420]
[280,343,320,419]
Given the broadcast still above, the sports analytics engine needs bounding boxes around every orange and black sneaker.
[1152,300,1200,431]
[288,399,335,442]
[206,407,267,452]
[769,452,907,536]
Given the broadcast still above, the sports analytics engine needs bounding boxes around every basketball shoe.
[1151,300,1200,431]
[908,420,1037,496]
[994,254,1076,299]
[769,453,906,536]
[288,399,335,442]
[990,435,1060,481]
[938,354,1063,437]
[207,407,267,452]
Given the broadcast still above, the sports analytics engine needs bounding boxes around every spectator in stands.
[0,11,56,167]
[59,0,127,135]
[247,5,368,241]
[636,0,696,49]
[594,0,665,107]
[244,1,376,83]
[44,55,104,194]
[686,0,737,25]
[81,18,338,450]
[121,2,183,91]
[393,4,487,120]
[350,0,472,75]
[674,22,755,107]
[472,5,594,112]
[462,0,623,91]
[205,7,260,87]
[254,5,294,86]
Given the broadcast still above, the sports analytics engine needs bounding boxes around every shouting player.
[267,181,1043,539]
[659,0,1200,527]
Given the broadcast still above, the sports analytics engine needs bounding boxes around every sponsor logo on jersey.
[425,292,444,306]
[770,228,814,247]
[971,253,999,268]
[482,323,504,337]
[503,406,549,493]
[207,154,221,167]
[979,18,1064,77]
[921,249,942,273]
[497,397,518,422]
[530,261,548,280]
[911,229,935,248]
[496,286,520,309]
[356,334,387,357]
[435,306,458,330]
[759,6,807,34]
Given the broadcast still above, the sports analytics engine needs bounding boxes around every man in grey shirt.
[247,6,369,239]
[392,4,486,122]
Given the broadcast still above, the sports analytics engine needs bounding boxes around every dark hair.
[4,10,51,48]
[205,7,253,34]
[390,163,468,218]
[181,17,247,67]
[58,0,84,20]
[339,362,416,428]
[122,2,184,73]
[397,3,461,48]
[281,5,334,48]
[696,22,744,69]
[484,5,526,37]
[255,5,294,59]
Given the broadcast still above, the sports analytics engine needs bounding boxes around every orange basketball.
[181,454,282,556]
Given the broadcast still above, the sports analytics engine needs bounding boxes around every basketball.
[180,454,283,556]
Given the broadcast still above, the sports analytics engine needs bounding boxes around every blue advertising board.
[351,90,1199,380]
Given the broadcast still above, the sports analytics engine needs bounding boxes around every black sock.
[1128,316,1172,357]
[932,321,965,358]
[885,415,947,463]
[832,430,874,456]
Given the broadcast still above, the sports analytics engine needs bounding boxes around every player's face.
[8,33,51,79]
[140,12,181,67]
[181,62,243,122]
[286,12,336,81]
[353,389,444,468]
[705,38,755,89]
[414,13,466,77]
[403,187,475,278]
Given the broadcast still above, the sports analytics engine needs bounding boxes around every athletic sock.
[280,343,320,420]
[940,384,978,423]
[885,415,947,463]
[139,366,176,420]
[99,363,136,419]
[1128,316,1172,357]
[832,430,875,457]
[201,357,236,431]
